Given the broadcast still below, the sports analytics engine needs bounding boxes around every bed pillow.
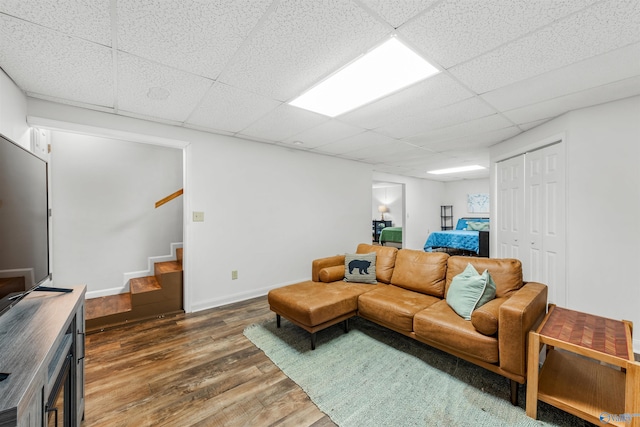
[344,253,377,284]
[446,263,496,320]
[467,221,490,231]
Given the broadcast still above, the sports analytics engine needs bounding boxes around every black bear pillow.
[344,252,377,284]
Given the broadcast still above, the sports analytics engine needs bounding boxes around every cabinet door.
[75,302,85,426]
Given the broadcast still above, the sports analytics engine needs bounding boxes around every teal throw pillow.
[446,263,496,320]
[467,221,490,231]
[344,253,377,284]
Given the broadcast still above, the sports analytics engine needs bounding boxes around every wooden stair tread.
[155,261,182,274]
[86,293,132,319]
[130,276,161,294]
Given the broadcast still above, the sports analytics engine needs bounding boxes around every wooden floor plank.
[82,295,335,427]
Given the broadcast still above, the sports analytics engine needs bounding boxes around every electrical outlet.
[192,211,204,222]
[231,270,238,280]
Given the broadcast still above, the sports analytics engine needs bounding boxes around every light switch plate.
[193,211,204,222]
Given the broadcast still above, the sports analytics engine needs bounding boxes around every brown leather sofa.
[267,243,548,405]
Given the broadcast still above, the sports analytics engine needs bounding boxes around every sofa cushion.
[446,263,496,320]
[445,256,523,298]
[414,300,499,364]
[268,281,382,327]
[344,252,377,284]
[356,243,397,284]
[318,265,346,283]
[389,250,449,297]
[470,297,507,336]
[357,285,440,332]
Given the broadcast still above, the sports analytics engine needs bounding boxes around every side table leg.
[626,361,640,427]
[526,331,540,419]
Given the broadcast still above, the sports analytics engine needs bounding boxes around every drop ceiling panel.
[406,114,514,147]
[481,43,640,111]
[358,0,437,28]
[186,82,281,134]
[450,0,640,93]
[398,0,599,68]
[0,0,111,45]
[312,130,397,155]
[420,127,522,152]
[117,0,271,79]
[238,103,328,142]
[339,73,473,131]
[282,120,365,149]
[372,96,499,139]
[218,0,390,101]
[340,140,423,162]
[0,14,113,107]
[503,76,640,124]
[117,53,213,122]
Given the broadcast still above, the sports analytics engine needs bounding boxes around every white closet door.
[497,155,525,259]
[525,143,566,305]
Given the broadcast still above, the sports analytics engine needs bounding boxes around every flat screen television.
[0,132,51,316]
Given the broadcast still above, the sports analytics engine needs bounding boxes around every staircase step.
[130,276,161,294]
[155,260,182,275]
[86,293,132,320]
[176,247,183,265]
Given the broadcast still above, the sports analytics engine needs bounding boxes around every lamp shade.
[378,205,388,213]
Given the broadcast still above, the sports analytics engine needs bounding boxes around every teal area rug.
[244,317,592,427]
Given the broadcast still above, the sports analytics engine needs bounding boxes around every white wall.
[50,131,183,296]
[27,98,373,312]
[491,95,640,352]
[373,172,444,250]
[442,178,491,225]
[0,69,29,147]
[372,184,403,226]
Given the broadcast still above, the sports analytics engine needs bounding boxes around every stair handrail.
[155,189,183,208]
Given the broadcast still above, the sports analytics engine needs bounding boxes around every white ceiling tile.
[339,73,473,131]
[186,83,281,134]
[117,53,213,123]
[450,0,640,93]
[358,0,437,28]
[0,0,111,45]
[117,0,272,79]
[342,140,424,162]
[218,0,389,101]
[282,120,365,149]
[0,14,113,107]
[398,0,599,68]
[406,114,514,146]
[312,131,397,155]
[482,43,640,111]
[238,103,329,142]
[373,97,498,139]
[518,119,551,131]
[418,127,523,152]
[502,76,640,124]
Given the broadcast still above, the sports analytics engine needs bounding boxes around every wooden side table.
[526,305,640,426]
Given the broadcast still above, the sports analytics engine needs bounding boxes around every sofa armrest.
[312,255,345,282]
[498,282,548,379]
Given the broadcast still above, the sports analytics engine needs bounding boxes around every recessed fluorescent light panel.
[289,37,440,117]
[428,165,486,175]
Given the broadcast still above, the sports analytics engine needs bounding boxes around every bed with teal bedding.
[423,218,489,256]
[379,227,402,245]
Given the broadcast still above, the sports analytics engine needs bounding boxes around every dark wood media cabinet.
[0,286,86,427]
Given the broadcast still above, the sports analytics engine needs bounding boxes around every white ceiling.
[1,0,639,181]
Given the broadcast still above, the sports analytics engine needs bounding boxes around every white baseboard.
[122,242,183,287]
[190,278,308,313]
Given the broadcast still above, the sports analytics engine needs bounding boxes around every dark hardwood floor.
[82,295,336,427]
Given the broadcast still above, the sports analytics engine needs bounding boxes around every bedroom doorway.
[372,181,405,248]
